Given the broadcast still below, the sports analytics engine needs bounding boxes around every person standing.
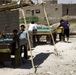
[19,25,28,59]
[58,20,64,41]
[62,20,70,42]
[28,21,37,31]
[58,20,70,42]
[12,29,21,66]
[28,21,37,44]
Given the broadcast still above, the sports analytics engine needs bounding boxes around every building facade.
[0,0,20,33]
[44,0,57,4]
[19,0,76,24]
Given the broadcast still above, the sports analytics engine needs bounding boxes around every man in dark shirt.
[12,29,21,66]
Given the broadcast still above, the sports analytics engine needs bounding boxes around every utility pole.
[71,0,72,4]
[37,0,38,3]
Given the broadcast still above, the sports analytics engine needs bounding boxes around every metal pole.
[37,0,38,3]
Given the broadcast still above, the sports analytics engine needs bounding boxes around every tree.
[20,16,39,24]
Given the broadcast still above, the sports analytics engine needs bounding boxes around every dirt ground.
[0,36,76,75]
[0,23,76,75]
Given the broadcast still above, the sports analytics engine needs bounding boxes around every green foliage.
[19,17,24,24]
[19,16,39,24]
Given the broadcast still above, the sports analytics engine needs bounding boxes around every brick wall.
[19,3,62,24]
[19,1,76,24]
[62,4,76,16]
[0,10,19,33]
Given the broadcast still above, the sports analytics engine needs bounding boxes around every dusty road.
[0,37,76,75]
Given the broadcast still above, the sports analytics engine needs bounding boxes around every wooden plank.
[0,1,33,12]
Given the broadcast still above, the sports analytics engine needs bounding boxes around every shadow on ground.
[20,52,52,69]
[0,52,55,70]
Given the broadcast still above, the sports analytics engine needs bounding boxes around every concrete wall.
[19,3,63,24]
[0,10,19,33]
[62,4,76,16]
[19,1,76,24]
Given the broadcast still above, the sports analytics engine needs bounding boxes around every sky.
[58,0,76,4]
[32,0,76,4]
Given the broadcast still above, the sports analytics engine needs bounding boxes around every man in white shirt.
[28,21,37,44]
[28,21,37,31]
[19,25,28,59]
